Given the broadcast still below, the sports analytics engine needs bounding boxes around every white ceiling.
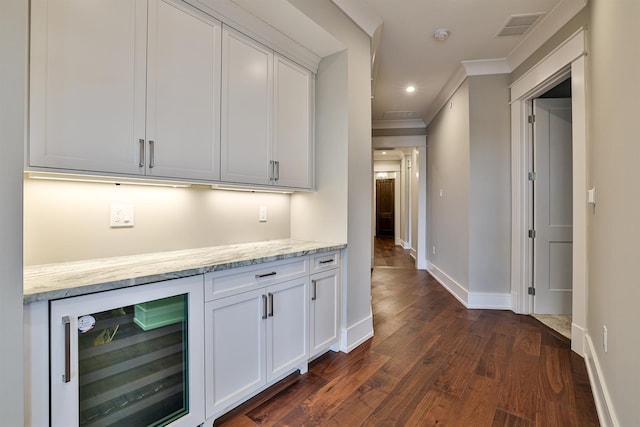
[331,0,586,127]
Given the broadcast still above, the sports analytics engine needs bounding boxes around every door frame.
[510,28,587,355]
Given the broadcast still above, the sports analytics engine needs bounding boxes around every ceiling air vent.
[382,111,418,120]
[497,13,544,37]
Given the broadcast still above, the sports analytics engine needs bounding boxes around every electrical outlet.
[603,325,608,353]
[110,204,134,228]
[432,245,436,255]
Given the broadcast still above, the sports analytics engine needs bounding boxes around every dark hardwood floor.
[215,237,599,426]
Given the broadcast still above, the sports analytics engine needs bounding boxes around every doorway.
[530,88,573,316]
[510,28,587,355]
[375,178,395,237]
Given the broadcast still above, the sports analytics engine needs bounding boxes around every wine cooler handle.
[268,293,274,317]
[62,316,71,383]
[262,294,268,319]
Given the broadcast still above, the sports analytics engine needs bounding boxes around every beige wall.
[289,0,373,345]
[0,0,26,424]
[24,179,291,265]
[468,74,511,294]
[427,80,471,289]
[587,0,640,424]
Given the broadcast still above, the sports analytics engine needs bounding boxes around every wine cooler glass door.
[50,276,204,427]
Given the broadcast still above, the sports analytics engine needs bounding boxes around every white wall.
[0,0,26,424]
[427,80,471,289]
[24,179,291,265]
[468,75,511,294]
[587,0,640,424]
[289,0,373,351]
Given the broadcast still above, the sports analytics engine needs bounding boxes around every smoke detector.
[433,28,450,41]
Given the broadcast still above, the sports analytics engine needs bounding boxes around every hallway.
[215,239,599,426]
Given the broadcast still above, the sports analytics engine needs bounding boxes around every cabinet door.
[221,27,273,185]
[145,0,222,180]
[29,0,147,175]
[205,289,266,419]
[310,269,340,357]
[273,54,314,189]
[266,278,308,381]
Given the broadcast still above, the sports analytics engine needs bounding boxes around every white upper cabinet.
[273,54,314,189]
[221,28,273,186]
[221,27,314,189]
[145,0,222,180]
[29,0,222,181]
[30,0,147,175]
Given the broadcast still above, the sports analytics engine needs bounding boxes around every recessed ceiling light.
[433,28,449,41]
[406,86,415,93]
[382,151,387,155]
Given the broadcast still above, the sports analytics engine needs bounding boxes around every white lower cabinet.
[309,269,340,357]
[204,276,308,421]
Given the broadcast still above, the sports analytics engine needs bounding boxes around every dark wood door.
[376,179,394,237]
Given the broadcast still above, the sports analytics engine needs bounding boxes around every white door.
[145,0,221,180]
[205,288,266,419]
[29,0,147,175]
[265,278,308,381]
[273,54,314,188]
[533,98,573,314]
[221,28,273,185]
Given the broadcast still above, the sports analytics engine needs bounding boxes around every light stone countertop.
[23,239,346,303]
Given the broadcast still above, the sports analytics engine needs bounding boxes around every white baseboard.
[467,292,512,310]
[571,322,586,356]
[428,262,469,306]
[427,262,512,310]
[584,334,617,427]
[401,240,411,250]
[409,248,417,260]
[340,313,374,353]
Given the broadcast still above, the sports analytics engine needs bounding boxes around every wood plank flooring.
[214,238,599,426]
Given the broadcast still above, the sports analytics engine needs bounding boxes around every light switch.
[259,206,268,222]
[587,188,596,205]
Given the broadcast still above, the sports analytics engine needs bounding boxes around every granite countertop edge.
[24,240,347,304]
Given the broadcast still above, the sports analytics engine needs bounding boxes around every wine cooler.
[50,276,204,427]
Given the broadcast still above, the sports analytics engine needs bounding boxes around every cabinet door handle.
[269,160,275,181]
[268,292,274,317]
[62,316,71,383]
[149,140,155,168]
[311,279,317,301]
[138,139,145,168]
[255,271,277,279]
[262,294,268,319]
[274,161,280,181]
[319,259,333,265]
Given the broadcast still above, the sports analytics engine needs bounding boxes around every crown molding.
[461,58,511,76]
[506,0,588,70]
[423,64,468,126]
[187,0,345,72]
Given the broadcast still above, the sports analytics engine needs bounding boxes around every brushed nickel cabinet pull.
[138,139,145,167]
[62,316,71,383]
[269,160,275,181]
[274,161,280,181]
[311,280,317,301]
[255,271,277,279]
[262,294,268,319]
[149,140,155,168]
[268,292,274,317]
[319,259,333,265]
